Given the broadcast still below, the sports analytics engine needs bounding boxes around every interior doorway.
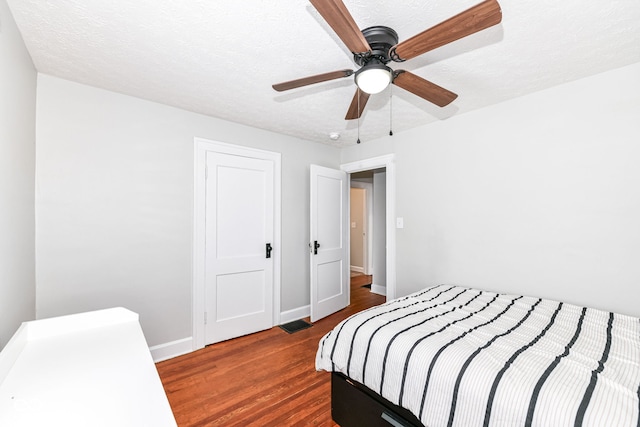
[350,168,386,297]
[349,185,369,275]
[342,154,396,301]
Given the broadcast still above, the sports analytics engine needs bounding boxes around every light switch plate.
[396,217,404,229]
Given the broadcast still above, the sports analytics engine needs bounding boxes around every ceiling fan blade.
[345,88,370,120]
[309,0,371,54]
[390,0,502,62]
[393,71,458,107]
[272,69,354,92]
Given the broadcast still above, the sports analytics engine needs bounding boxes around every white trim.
[341,154,396,300]
[149,337,193,363]
[193,138,282,351]
[350,266,365,274]
[370,284,387,296]
[280,305,311,324]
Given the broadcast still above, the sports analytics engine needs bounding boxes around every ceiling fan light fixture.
[355,62,392,94]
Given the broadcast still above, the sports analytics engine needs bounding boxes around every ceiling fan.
[272,0,502,120]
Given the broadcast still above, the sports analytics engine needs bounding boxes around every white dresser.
[0,308,177,426]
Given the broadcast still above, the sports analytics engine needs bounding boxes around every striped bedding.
[316,285,640,427]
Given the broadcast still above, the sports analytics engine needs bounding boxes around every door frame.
[193,138,281,350]
[341,154,396,300]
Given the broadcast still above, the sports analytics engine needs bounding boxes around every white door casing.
[193,138,281,350]
[310,165,349,322]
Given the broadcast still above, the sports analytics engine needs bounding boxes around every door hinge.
[205,166,208,180]
[204,311,208,325]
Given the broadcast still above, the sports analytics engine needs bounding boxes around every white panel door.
[310,165,349,322]
[205,151,274,344]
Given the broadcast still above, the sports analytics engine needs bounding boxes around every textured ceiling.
[7,0,640,147]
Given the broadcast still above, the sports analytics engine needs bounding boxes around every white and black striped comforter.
[316,285,640,427]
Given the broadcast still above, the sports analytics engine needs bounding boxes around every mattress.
[316,285,640,426]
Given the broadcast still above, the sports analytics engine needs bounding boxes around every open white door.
[310,164,349,322]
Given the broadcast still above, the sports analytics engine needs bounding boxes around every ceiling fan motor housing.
[354,26,399,66]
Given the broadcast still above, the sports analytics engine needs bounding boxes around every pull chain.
[389,85,393,136]
[357,88,361,144]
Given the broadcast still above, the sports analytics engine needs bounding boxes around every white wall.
[0,0,36,348]
[342,62,640,317]
[372,171,386,293]
[35,75,340,347]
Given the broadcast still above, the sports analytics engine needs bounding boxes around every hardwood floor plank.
[157,274,383,426]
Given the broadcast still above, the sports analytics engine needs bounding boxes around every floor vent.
[279,319,313,334]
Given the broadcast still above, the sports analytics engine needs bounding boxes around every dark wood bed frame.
[331,372,426,427]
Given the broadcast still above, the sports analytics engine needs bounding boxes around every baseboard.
[150,306,312,361]
[150,337,193,363]
[280,305,310,324]
[350,266,364,274]
[371,284,387,296]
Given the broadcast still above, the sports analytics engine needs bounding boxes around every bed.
[316,285,640,427]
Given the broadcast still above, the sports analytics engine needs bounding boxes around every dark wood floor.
[156,274,385,426]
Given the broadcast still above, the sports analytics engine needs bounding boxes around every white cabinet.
[0,308,176,426]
